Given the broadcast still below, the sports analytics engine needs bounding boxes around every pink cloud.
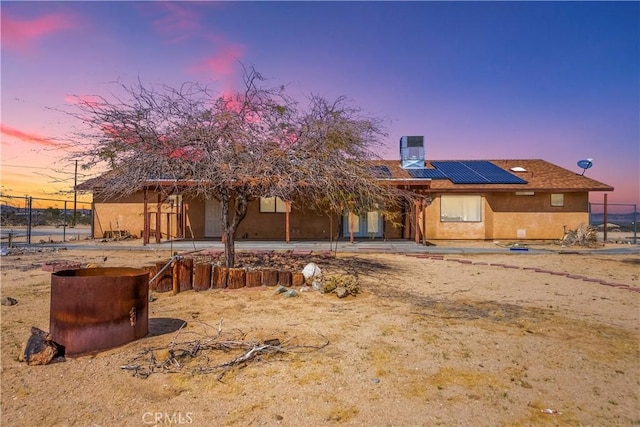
[1,11,76,53]
[1,123,65,148]
[189,43,246,96]
[142,2,247,93]
[197,44,246,77]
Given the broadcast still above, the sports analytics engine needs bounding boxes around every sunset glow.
[1,1,638,209]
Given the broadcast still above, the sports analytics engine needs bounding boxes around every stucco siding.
[423,195,486,239]
[92,192,147,238]
[183,197,206,239]
[421,192,590,240]
[235,201,341,240]
[485,191,590,239]
[90,189,596,241]
[486,192,589,213]
[490,211,590,239]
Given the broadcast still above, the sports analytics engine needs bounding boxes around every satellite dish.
[577,158,593,176]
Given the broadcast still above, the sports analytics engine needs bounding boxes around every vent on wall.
[400,136,425,169]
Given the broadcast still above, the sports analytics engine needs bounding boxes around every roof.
[78,158,614,194]
[75,170,119,192]
[371,159,614,193]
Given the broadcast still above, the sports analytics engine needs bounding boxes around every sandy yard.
[1,243,639,426]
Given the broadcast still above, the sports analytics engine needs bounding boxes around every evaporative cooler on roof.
[400,136,424,169]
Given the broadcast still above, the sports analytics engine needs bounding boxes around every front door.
[205,199,222,238]
[342,211,383,238]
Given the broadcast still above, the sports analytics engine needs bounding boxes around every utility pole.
[73,160,78,227]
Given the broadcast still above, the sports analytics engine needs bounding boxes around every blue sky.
[1,1,638,206]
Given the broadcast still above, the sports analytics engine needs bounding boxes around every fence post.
[603,194,608,243]
[27,196,32,245]
[63,201,67,242]
[634,204,638,244]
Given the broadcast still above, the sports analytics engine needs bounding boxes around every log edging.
[150,258,307,292]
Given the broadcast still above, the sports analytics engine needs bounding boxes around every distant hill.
[589,212,638,231]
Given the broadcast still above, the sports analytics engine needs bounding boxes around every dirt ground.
[1,243,639,427]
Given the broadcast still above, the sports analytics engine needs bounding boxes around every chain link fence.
[589,202,638,244]
[0,194,92,245]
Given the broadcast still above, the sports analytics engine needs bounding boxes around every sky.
[1,1,638,210]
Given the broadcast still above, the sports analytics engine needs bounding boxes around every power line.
[0,164,48,169]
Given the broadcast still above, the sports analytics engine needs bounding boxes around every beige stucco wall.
[183,197,205,239]
[485,192,590,239]
[91,190,593,241]
[383,214,404,239]
[423,191,590,240]
[92,192,146,238]
[489,211,590,239]
[92,191,344,240]
[235,202,341,240]
[92,191,180,239]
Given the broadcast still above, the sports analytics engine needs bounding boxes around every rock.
[283,289,299,297]
[302,263,322,282]
[19,327,64,365]
[1,296,18,306]
[273,285,288,295]
[311,280,323,291]
[336,287,349,298]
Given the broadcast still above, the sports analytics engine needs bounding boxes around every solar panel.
[461,161,527,184]
[369,165,392,178]
[407,168,448,179]
[431,161,488,184]
[430,161,527,184]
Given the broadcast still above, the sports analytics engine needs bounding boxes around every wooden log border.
[149,259,309,291]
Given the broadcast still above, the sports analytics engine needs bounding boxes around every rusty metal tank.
[50,267,149,355]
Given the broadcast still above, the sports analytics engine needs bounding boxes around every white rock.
[302,263,322,280]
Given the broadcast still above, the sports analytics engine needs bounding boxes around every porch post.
[166,212,170,239]
[422,199,427,246]
[349,211,354,243]
[178,199,184,238]
[156,193,161,243]
[414,200,420,244]
[143,188,149,245]
[285,201,291,243]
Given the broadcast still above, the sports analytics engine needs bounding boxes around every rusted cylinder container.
[50,267,149,355]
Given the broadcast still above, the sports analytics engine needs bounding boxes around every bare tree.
[69,67,409,267]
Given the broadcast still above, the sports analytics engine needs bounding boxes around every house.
[78,136,614,243]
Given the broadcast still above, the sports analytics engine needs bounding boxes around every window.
[260,197,289,213]
[550,193,564,207]
[367,211,380,233]
[440,195,482,222]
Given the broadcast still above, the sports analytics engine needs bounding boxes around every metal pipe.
[148,255,181,286]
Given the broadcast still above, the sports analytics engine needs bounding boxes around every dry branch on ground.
[120,319,329,380]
